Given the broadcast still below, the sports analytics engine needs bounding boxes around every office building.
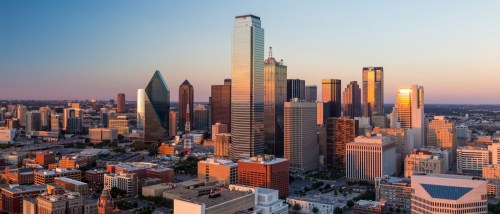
[174,189,255,214]
[85,169,108,189]
[36,184,84,214]
[482,164,500,181]
[35,151,56,167]
[322,79,341,118]
[136,89,146,129]
[346,136,396,183]
[108,117,129,135]
[2,168,35,184]
[54,177,88,195]
[404,150,446,177]
[179,80,194,132]
[284,101,318,172]
[158,143,176,156]
[238,155,289,197]
[391,85,424,149]
[371,114,388,128]
[50,113,60,133]
[1,185,46,214]
[89,128,118,143]
[343,81,362,118]
[211,79,231,132]
[193,104,209,131]
[230,14,265,161]
[427,116,456,151]
[354,200,387,214]
[229,185,288,214]
[490,143,500,164]
[375,176,411,213]
[411,174,487,214]
[457,124,470,140]
[332,118,359,172]
[169,111,178,137]
[305,85,317,102]
[16,105,27,127]
[34,168,81,184]
[143,71,170,142]
[264,47,287,157]
[63,108,82,133]
[362,67,384,117]
[26,111,41,132]
[97,188,114,214]
[104,172,139,197]
[116,93,125,113]
[215,133,231,158]
[457,146,489,175]
[286,79,305,101]
[197,158,238,186]
[211,123,227,141]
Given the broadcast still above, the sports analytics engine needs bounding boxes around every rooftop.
[55,177,87,186]
[2,184,46,194]
[239,155,287,165]
[200,158,237,166]
[182,190,253,208]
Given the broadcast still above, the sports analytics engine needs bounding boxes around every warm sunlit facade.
[322,79,341,118]
[230,14,265,161]
[343,81,362,118]
[392,85,424,149]
[179,80,194,132]
[362,67,384,117]
[427,116,456,151]
[264,47,287,158]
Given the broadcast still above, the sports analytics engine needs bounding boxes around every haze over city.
[1,1,499,104]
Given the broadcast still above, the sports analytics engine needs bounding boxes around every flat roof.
[55,177,87,186]
[235,14,260,20]
[184,190,252,208]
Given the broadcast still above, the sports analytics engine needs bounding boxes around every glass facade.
[230,14,265,161]
[264,48,287,157]
[144,70,170,142]
[286,79,305,101]
[136,89,145,129]
[322,79,342,118]
[343,81,362,118]
[179,80,194,132]
[362,67,384,117]
[211,82,231,132]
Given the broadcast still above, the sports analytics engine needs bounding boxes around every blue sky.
[0,1,499,103]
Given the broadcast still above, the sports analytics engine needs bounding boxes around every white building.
[103,172,138,197]
[346,135,397,183]
[457,146,489,175]
[89,128,118,143]
[411,173,487,214]
[286,196,345,214]
[457,124,470,140]
[229,185,288,214]
[0,127,16,143]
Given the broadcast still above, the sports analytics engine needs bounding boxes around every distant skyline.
[1,1,499,104]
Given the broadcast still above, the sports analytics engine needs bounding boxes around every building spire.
[269,46,272,58]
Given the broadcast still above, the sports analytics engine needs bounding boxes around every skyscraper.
[264,47,287,157]
[286,79,305,101]
[230,14,265,161]
[143,70,170,142]
[169,111,177,137]
[136,89,145,129]
[427,116,456,151]
[362,67,384,117]
[333,118,359,172]
[343,81,362,118]
[392,85,424,149]
[116,93,125,113]
[322,79,341,118]
[284,101,318,172]
[211,79,231,132]
[26,111,41,132]
[193,104,209,131]
[305,85,317,102]
[16,104,27,127]
[179,80,194,132]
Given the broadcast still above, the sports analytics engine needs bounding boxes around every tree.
[334,207,343,214]
[312,207,319,213]
[292,204,301,211]
[347,200,354,207]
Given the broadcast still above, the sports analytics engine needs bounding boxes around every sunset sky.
[1,1,499,104]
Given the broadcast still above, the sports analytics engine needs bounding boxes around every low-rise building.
[89,128,118,143]
[2,168,36,184]
[1,184,46,214]
[142,183,175,197]
[198,158,237,186]
[85,169,108,189]
[34,168,81,184]
[36,184,84,214]
[375,176,411,213]
[174,190,255,214]
[457,146,489,175]
[103,172,139,197]
[354,200,386,214]
[54,177,89,195]
[404,150,446,177]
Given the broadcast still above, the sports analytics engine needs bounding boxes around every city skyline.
[1,1,499,104]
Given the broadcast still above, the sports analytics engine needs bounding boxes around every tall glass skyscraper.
[362,67,384,117]
[322,79,342,118]
[143,70,170,142]
[264,47,287,157]
[392,85,424,149]
[343,81,362,118]
[137,89,145,128]
[179,80,194,132]
[230,14,265,161]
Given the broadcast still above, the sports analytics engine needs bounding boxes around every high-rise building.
[211,79,231,132]
[63,108,82,134]
[264,47,287,157]
[197,158,238,187]
[286,79,305,101]
[392,85,424,149]
[16,105,27,127]
[332,118,359,172]
[457,146,489,175]
[230,14,265,161]
[375,176,411,214]
[305,85,317,102]
[97,188,114,214]
[50,113,60,133]
[346,136,396,183]
[143,71,170,142]
[169,111,177,137]
[427,116,456,152]
[489,143,500,165]
[104,172,139,197]
[215,133,231,158]
[179,80,194,132]
[411,174,487,214]
[371,114,388,128]
[284,101,318,172]
[362,67,384,117]
[38,106,50,129]
[116,93,125,113]
[237,155,289,197]
[322,79,341,118]
[457,124,469,140]
[136,89,146,129]
[193,104,209,131]
[211,123,227,141]
[26,111,41,132]
[343,81,362,118]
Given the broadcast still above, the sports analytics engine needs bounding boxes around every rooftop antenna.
[269,46,272,58]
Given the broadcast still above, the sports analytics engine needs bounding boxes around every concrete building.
[193,104,209,131]
[457,146,489,175]
[197,158,237,186]
[354,200,386,214]
[54,177,89,195]
[169,111,178,137]
[174,190,255,214]
[211,79,231,132]
[158,143,176,156]
[411,173,487,214]
[391,85,425,149]
[346,135,397,183]
[215,133,231,158]
[1,184,46,214]
[36,184,84,214]
[322,79,341,118]
[483,164,500,181]
[489,143,500,165]
[331,118,359,172]
[427,116,457,152]
[375,176,411,213]
[305,85,317,102]
[89,128,118,143]
[103,172,139,197]
[284,101,318,172]
[35,151,56,167]
[116,93,125,113]
[404,150,446,177]
[343,81,362,118]
[286,196,345,214]
[0,127,16,143]
[34,168,81,184]
[229,185,288,214]
[211,123,228,141]
[238,155,289,197]
[85,169,108,189]
[371,114,388,128]
[108,117,129,135]
[2,168,35,184]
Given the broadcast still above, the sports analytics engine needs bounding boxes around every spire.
[269,46,272,58]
